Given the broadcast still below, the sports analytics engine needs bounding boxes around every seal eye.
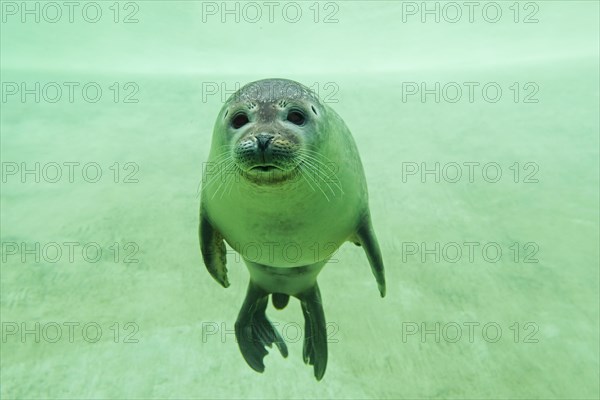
[287,110,305,126]
[231,113,249,129]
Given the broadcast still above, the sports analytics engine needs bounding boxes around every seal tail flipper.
[272,293,290,310]
[298,283,328,381]
[235,281,288,373]
[355,212,386,297]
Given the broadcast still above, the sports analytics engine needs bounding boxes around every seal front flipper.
[199,208,229,288]
[355,212,386,297]
[298,284,328,381]
[235,281,288,372]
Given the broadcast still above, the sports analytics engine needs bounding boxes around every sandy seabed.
[1,2,599,399]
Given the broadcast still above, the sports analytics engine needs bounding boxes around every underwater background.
[1,1,598,398]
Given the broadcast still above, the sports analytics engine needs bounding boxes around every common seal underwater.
[199,78,385,380]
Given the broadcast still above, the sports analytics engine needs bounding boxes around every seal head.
[214,79,327,185]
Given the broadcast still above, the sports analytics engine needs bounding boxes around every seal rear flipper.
[298,284,328,381]
[199,208,229,288]
[235,281,288,373]
[355,212,386,297]
[272,293,290,310]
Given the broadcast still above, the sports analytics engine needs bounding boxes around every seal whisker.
[197,157,231,198]
[202,158,236,195]
[197,162,229,198]
[202,152,233,176]
[296,161,317,193]
[298,150,341,177]
[302,148,337,164]
[208,151,234,165]
[225,165,241,198]
[196,152,231,196]
[201,158,233,192]
[299,150,338,172]
[220,161,243,199]
[298,162,330,202]
[298,154,341,197]
[217,166,234,200]
[219,172,233,200]
[226,170,238,197]
[301,161,336,198]
[298,151,344,194]
[211,171,231,200]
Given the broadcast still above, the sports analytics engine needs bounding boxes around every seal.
[199,78,385,380]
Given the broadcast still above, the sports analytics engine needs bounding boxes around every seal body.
[199,79,385,380]
[203,105,365,270]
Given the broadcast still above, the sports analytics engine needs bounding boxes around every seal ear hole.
[287,110,306,126]
[231,113,250,129]
[311,105,318,115]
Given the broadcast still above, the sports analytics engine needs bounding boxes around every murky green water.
[1,1,598,399]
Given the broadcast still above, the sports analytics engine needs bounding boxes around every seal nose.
[256,133,274,152]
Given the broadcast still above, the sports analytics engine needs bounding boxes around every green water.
[1,1,598,398]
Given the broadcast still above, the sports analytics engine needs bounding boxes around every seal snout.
[256,133,274,151]
[252,132,277,167]
[234,128,300,177]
